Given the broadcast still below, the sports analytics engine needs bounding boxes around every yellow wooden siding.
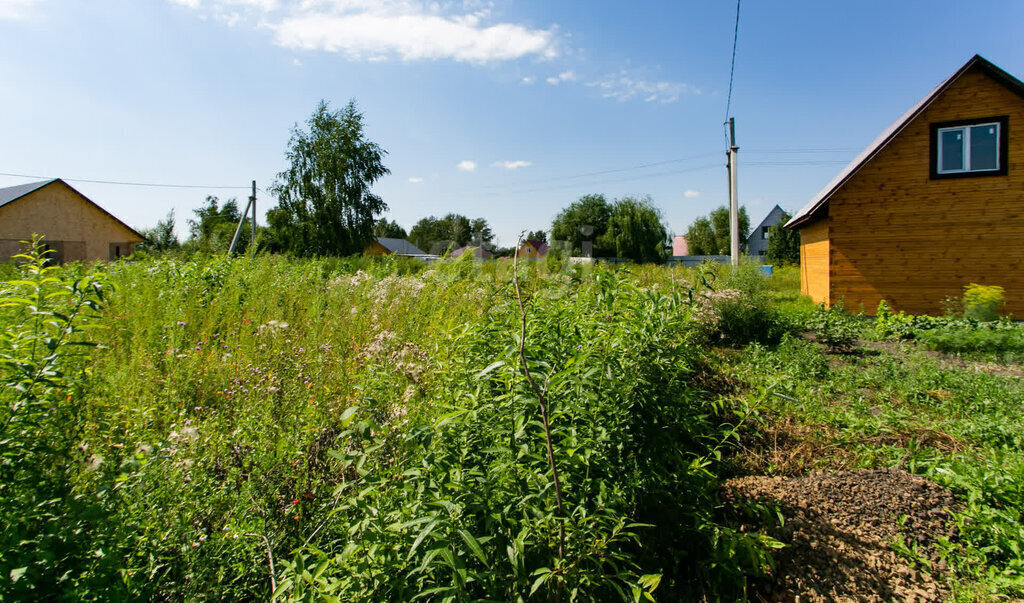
[827,66,1024,315]
[364,241,391,256]
[0,181,141,262]
[799,219,829,305]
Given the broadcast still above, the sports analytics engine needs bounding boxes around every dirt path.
[723,469,960,602]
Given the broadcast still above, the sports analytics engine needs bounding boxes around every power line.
[472,152,721,190]
[724,0,742,123]
[472,163,723,196]
[0,171,252,190]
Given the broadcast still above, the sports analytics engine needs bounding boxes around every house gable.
[0,179,143,262]
[791,56,1024,315]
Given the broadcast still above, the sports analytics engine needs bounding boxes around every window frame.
[930,115,1009,179]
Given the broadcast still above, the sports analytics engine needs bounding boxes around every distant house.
[671,235,688,256]
[746,205,788,258]
[0,179,143,263]
[515,239,548,258]
[449,245,493,260]
[786,55,1024,316]
[365,237,426,256]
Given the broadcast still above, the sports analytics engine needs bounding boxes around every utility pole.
[727,117,740,267]
[228,181,257,257]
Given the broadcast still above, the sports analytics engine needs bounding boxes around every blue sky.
[2,0,1023,248]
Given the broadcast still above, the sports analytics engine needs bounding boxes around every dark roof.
[0,179,56,208]
[521,239,548,254]
[0,178,144,240]
[786,55,1024,229]
[375,237,426,255]
[450,245,494,258]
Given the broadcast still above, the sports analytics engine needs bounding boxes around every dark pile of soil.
[723,469,961,602]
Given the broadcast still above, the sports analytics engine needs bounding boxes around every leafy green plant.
[805,303,862,352]
[962,283,1006,322]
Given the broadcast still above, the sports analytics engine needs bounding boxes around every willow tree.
[267,100,389,256]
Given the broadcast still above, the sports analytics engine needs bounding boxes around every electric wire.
[0,171,251,190]
[723,0,742,130]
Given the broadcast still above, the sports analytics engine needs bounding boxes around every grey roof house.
[746,204,788,257]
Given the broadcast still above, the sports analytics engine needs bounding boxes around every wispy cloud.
[521,76,534,84]
[0,0,42,19]
[684,189,700,198]
[169,0,559,64]
[456,160,477,172]
[408,176,424,183]
[492,160,531,170]
[587,71,699,104]
[545,70,576,85]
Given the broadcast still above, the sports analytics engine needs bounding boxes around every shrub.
[963,283,1006,322]
[806,303,863,352]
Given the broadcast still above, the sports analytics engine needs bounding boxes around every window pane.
[940,129,964,172]
[970,124,998,171]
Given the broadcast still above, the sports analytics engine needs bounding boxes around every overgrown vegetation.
[2,250,1022,600]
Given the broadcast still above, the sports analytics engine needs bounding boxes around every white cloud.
[456,160,477,172]
[492,160,531,170]
[684,189,700,198]
[545,69,576,85]
[408,176,424,183]
[170,0,558,64]
[521,76,534,84]
[587,71,699,104]
[0,0,41,19]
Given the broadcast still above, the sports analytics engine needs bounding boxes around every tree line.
[139,98,796,264]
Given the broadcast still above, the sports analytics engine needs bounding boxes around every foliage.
[137,209,181,253]
[598,196,668,264]
[267,99,390,257]
[0,238,124,599]
[685,206,750,255]
[373,218,408,240]
[805,303,863,352]
[695,264,792,347]
[875,299,1024,362]
[0,253,787,600]
[765,213,799,265]
[525,230,547,244]
[962,283,1006,322]
[550,194,614,257]
[409,214,495,254]
[184,196,249,254]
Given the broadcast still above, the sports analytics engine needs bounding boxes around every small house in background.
[0,179,143,263]
[746,205,788,258]
[786,55,1024,316]
[449,245,493,260]
[364,237,426,256]
[671,235,688,256]
[515,239,548,258]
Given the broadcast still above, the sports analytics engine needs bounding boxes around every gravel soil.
[723,469,961,602]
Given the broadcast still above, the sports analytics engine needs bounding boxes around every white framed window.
[936,121,1002,174]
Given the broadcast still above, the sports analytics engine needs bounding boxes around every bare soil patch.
[723,469,961,602]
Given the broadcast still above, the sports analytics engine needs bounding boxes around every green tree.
[409,213,493,254]
[685,205,750,255]
[525,230,547,244]
[185,196,248,254]
[550,194,614,256]
[598,196,668,263]
[138,210,180,253]
[267,99,389,256]
[765,212,799,265]
[373,218,407,239]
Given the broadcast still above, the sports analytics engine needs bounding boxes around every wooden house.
[786,55,1024,315]
[0,179,143,263]
[515,239,548,259]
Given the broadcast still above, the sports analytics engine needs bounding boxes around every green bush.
[805,303,863,352]
[963,283,1006,322]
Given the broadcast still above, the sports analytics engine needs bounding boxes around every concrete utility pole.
[727,118,740,267]
[228,181,257,257]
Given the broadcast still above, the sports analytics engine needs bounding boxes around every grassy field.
[2,247,1023,601]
